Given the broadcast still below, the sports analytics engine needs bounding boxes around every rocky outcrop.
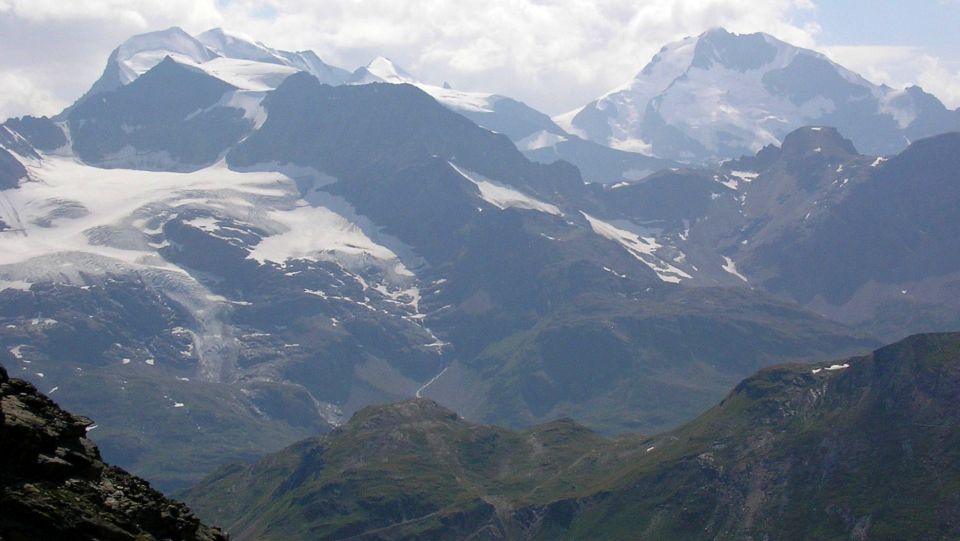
[0,363,227,541]
[0,147,27,190]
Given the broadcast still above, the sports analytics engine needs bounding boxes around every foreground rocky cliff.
[0,363,226,541]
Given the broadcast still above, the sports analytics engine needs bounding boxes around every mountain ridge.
[186,333,960,540]
[183,331,960,540]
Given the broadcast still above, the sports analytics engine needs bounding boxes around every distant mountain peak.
[70,26,349,112]
[353,56,419,84]
[690,27,781,72]
[113,26,218,85]
[195,27,269,59]
[559,29,960,163]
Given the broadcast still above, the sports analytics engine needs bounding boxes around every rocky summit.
[0,363,226,541]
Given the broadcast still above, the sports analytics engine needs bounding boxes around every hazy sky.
[1,0,958,119]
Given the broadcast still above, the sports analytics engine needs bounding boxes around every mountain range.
[0,24,958,500]
[183,332,960,540]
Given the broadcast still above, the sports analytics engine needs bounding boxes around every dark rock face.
[599,168,719,221]
[228,75,585,200]
[0,148,27,190]
[692,28,778,71]
[0,364,226,541]
[2,116,67,151]
[67,57,249,169]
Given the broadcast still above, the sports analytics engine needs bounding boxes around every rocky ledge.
[0,363,227,541]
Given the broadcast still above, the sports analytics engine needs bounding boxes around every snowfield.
[0,157,413,278]
[581,212,691,283]
[0,156,423,382]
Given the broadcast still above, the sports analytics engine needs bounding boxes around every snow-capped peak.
[556,27,947,162]
[114,27,218,85]
[82,27,349,99]
[196,27,275,63]
[196,27,350,86]
[351,56,419,85]
[346,58,498,114]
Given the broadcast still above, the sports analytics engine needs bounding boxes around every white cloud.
[0,70,63,120]
[915,57,960,108]
[0,0,221,119]
[0,0,219,23]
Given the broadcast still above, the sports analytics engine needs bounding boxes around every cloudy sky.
[1,0,959,119]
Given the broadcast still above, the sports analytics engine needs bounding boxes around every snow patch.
[716,175,739,190]
[722,256,748,282]
[419,85,498,114]
[247,196,414,285]
[197,57,299,92]
[450,163,563,216]
[0,279,32,291]
[729,170,759,185]
[602,266,628,279]
[581,212,691,283]
[812,363,850,374]
[608,137,653,155]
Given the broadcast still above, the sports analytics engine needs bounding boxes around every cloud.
[915,57,960,108]
[0,70,63,120]
[0,0,221,119]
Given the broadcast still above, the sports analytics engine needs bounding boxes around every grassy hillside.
[185,332,960,540]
